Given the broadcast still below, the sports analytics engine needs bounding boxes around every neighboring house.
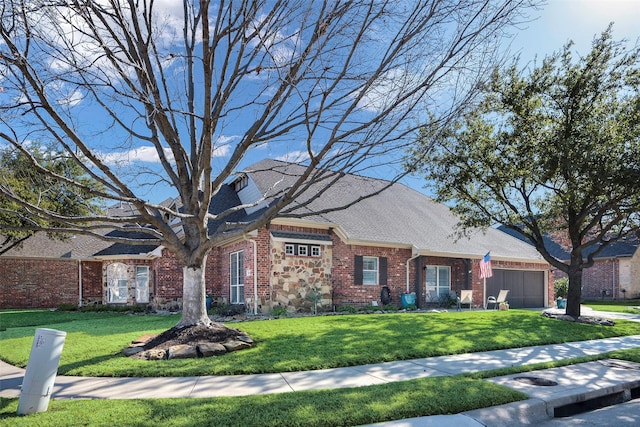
[499,227,640,300]
[0,159,552,312]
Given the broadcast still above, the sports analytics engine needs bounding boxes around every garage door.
[486,270,545,308]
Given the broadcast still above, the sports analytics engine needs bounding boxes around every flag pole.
[483,276,486,309]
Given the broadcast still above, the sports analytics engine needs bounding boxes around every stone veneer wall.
[102,259,155,306]
[270,233,333,313]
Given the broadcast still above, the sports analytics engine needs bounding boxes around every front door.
[425,265,451,301]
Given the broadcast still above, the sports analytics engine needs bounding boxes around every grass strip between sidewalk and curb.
[0,376,526,427]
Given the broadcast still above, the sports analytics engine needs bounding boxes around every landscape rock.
[122,346,145,356]
[236,333,254,344]
[168,344,199,359]
[542,311,615,326]
[142,349,167,360]
[198,342,227,357]
[223,340,252,352]
[132,333,158,344]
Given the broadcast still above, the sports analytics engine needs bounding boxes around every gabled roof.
[237,159,544,262]
[0,203,161,259]
[499,226,639,261]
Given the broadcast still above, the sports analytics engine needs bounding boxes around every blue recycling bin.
[401,292,416,308]
[557,298,566,309]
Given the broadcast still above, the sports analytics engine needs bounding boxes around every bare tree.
[0,0,537,330]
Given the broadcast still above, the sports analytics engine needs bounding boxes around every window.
[234,175,248,192]
[106,263,128,304]
[135,266,149,303]
[230,251,244,304]
[355,255,387,286]
[283,243,321,256]
[426,266,451,298]
[362,257,378,285]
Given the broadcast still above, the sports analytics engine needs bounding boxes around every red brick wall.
[152,249,184,309]
[0,258,79,308]
[81,261,103,305]
[554,259,619,300]
[420,256,470,306]
[331,229,414,307]
[471,259,553,307]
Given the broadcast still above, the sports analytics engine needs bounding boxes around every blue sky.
[512,0,640,61]
[401,0,640,198]
[115,1,640,203]
[4,2,637,205]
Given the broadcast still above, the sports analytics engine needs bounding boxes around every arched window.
[106,263,129,304]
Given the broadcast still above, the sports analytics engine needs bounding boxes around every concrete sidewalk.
[2,307,640,426]
[2,335,640,401]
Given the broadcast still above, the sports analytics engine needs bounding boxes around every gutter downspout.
[248,238,258,315]
[612,259,616,299]
[406,247,420,293]
[78,260,83,308]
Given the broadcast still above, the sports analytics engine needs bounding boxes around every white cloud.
[99,137,231,166]
[275,150,311,163]
[57,89,84,107]
[99,146,175,166]
[356,68,412,113]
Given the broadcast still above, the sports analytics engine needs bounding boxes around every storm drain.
[513,376,558,387]
[599,360,640,370]
[554,391,625,418]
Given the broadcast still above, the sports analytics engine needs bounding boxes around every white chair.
[458,290,473,310]
[486,289,509,310]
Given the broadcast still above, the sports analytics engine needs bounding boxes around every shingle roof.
[0,203,161,259]
[243,159,544,261]
[499,226,639,261]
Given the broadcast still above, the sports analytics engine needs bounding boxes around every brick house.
[0,159,552,312]
[499,226,640,300]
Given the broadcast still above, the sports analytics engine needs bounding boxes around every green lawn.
[2,308,640,377]
[583,299,640,314]
[2,308,640,426]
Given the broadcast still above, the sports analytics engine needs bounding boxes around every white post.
[18,328,67,415]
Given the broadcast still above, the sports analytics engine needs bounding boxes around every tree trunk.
[176,265,212,328]
[566,261,583,318]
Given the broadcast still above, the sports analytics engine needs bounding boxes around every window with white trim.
[425,266,451,298]
[230,251,244,304]
[135,266,150,303]
[362,256,379,285]
[106,263,128,304]
[298,245,308,256]
[311,246,321,257]
[285,244,295,255]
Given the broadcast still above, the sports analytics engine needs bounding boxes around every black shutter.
[354,255,363,285]
[379,257,388,286]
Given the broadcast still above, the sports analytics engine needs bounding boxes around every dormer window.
[234,175,248,192]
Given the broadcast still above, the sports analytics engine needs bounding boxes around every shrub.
[271,306,288,317]
[383,304,400,311]
[402,304,417,311]
[338,305,358,313]
[554,278,568,299]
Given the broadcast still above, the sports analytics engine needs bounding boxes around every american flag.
[479,252,493,279]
